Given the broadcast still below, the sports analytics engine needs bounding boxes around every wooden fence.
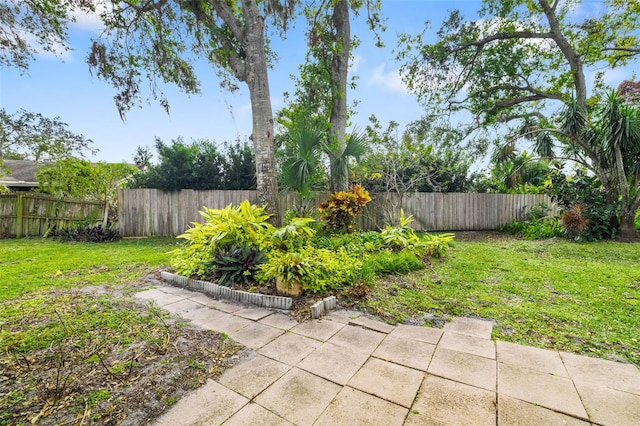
[118,188,557,237]
[0,193,105,238]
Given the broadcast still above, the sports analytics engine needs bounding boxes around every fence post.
[16,193,23,238]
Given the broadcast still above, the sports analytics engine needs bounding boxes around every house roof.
[0,159,45,186]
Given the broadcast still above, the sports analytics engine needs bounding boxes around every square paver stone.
[497,362,587,420]
[298,342,369,385]
[290,319,345,341]
[373,334,435,371]
[349,316,395,334]
[443,317,494,339]
[496,341,567,377]
[315,387,408,426]
[136,289,184,306]
[254,368,341,426]
[155,286,200,298]
[210,299,244,313]
[405,375,496,426]
[574,381,640,425]
[234,307,273,321]
[439,332,495,359]
[347,357,424,408]
[258,332,321,365]
[328,325,386,355]
[162,298,206,314]
[428,347,496,391]
[218,354,291,399]
[207,314,254,335]
[188,294,217,307]
[179,306,227,329]
[560,351,640,395]
[498,394,590,426]
[390,324,442,344]
[222,402,293,425]
[259,313,298,330]
[324,309,362,324]
[228,322,284,349]
[154,379,248,426]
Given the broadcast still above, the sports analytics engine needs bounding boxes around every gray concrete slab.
[443,317,494,339]
[574,381,640,425]
[347,357,424,408]
[289,319,345,341]
[406,375,496,426]
[155,286,200,298]
[162,298,206,314]
[497,362,588,420]
[498,394,590,426]
[349,316,395,334]
[327,325,386,355]
[259,313,298,330]
[373,334,436,371]
[228,322,284,349]
[188,293,218,307]
[153,379,248,426]
[218,354,291,399]
[324,309,362,324]
[207,314,254,335]
[258,332,321,365]
[314,387,409,426]
[234,307,274,321]
[560,351,640,395]
[135,288,185,306]
[254,368,341,426]
[439,331,496,359]
[428,347,497,392]
[222,402,294,426]
[497,340,568,377]
[390,323,443,344]
[179,306,227,329]
[210,299,244,313]
[297,342,369,385]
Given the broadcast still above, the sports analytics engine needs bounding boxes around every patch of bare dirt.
[452,231,516,242]
[0,271,244,426]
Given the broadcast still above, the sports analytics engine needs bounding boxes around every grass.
[362,238,640,366]
[0,237,241,425]
[0,237,177,300]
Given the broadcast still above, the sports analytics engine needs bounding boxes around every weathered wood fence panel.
[118,189,557,237]
[0,194,105,238]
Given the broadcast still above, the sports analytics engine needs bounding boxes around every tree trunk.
[242,1,280,225]
[328,0,350,192]
[618,209,639,240]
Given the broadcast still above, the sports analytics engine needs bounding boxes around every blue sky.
[0,1,633,164]
[0,1,473,163]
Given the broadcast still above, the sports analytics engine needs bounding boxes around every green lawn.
[362,238,640,366]
[0,237,177,300]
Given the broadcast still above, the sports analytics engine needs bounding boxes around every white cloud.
[367,64,409,94]
[70,3,111,32]
[350,55,363,73]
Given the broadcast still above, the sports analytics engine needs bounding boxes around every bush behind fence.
[118,189,557,237]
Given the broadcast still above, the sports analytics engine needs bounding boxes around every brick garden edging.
[160,271,293,310]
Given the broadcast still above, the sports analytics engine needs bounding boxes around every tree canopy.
[0,109,95,161]
[397,0,640,238]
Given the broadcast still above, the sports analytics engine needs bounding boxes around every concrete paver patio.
[136,286,640,426]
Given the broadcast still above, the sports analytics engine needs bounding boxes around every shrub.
[256,246,363,295]
[319,184,371,233]
[423,233,455,258]
[169,201,274,277]
[51,224,120,243]
[500,218,563,240]
[380,209,426,257]
[560,204,589,239]
[362,251,424,276]
[206,244,265,286]
[272,217,316,251]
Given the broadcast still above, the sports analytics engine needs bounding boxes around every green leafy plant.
[362,251,424,276]
[500,217,563,240]
[51,224,120,243]
[256,251,315,295]
[272,217,316,250]
[380,209,426,257]
[319,184,372,233]
[423,233,455,258]
[169,201,274,277]
[206,244,265,286]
